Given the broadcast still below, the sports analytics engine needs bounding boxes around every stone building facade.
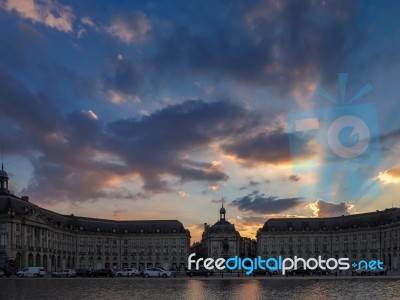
[191,205,243,259]
[0,166,190,272]
[257,208,400,270]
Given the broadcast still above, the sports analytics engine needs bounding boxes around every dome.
[206,219,237,235]
[220,206,226,214]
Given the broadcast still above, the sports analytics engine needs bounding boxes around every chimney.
[21,196,29,202]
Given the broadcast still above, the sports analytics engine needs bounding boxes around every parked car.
[142,267,171,278]
[116,268,139,277]
[51,269,76,277]
[17,267,45,277]
[88,268,115,277]
[75,269,90,277]
[186,267,214,276]
[353,265,386,276]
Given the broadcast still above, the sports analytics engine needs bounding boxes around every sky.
[1,0,400,242]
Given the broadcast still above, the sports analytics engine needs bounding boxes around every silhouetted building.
[192,205,242,259]
[257,209,400,270]
[240,237,257,258]
[0,166,190,272]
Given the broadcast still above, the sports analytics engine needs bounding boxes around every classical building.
[257,208,400,270]
[191,205,244,259]
[0,166,191,272]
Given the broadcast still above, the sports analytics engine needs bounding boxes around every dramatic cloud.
[222,129,314,165]
[150,0,364,93]
[231,192,303,214]
[2,0,75,32]
[309,200,352,217]
[106,12,151,44]
[378,167,400,185]
[105,100,259,191]
[0,66,268,202]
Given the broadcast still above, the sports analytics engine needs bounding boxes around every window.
[0,234,7,246]
[353,242,357,250]
[362,242,367,251]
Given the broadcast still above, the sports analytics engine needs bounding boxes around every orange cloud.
[378,168,400,185]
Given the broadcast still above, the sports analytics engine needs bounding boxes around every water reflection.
[184,280,206,300]
[234,280,262,300]
[0,278,399,300]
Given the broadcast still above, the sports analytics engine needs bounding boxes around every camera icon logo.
[287,73,381,201]
[327,114,370,159]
